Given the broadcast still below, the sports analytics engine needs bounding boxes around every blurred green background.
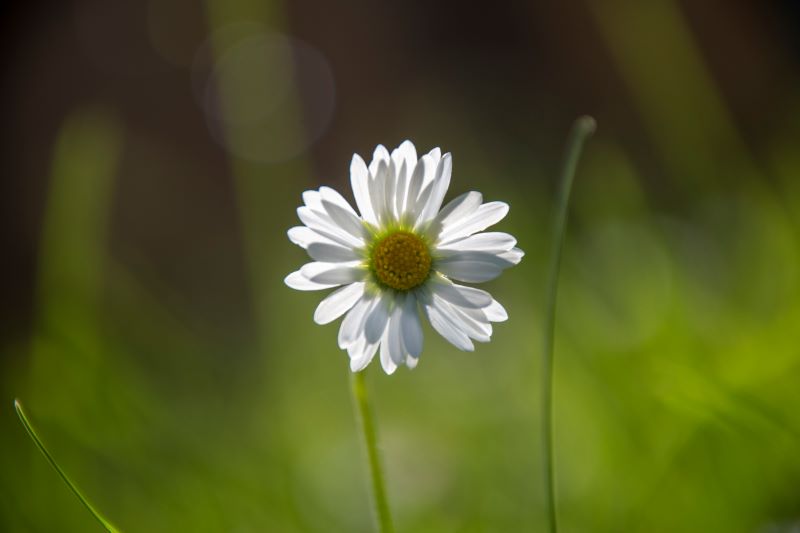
[2,0,800,531]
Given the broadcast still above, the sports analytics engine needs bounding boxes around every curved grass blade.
[540,116,596,533]
[14,399,121,532]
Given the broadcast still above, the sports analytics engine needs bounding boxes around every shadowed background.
[1,0,799,531]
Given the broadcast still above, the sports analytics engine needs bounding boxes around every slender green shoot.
[541,116,596,533]
[350,371,395,533]
[14,399,121,533]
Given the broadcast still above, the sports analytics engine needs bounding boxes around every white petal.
[405,354,419,369]
[498,247,525,264]
[305,188,365,242]
[314,282,366,325]
[287,226,325,249]
[426,147,442,171]
[364,291,392,344]
[394,142,417,217]
[302,189,325,212]
[422,291,474,351]
[437,259,504,283]
[393,142,417,216]
[307,242,361,262]
[284,270,339,291]
[429,191,482,238]
[404,155,431,220]
[400,293,423,357]
[303,188,362,234]
[412,181,434,224]
[391,145,405,173]
[349,336,380,372]
[438,232,517,253]
[429,277,493,308]
[369,159,389,224]
[339,294,377,348]
[301,262,365,285]
[397,140,417,172]
[379,302,406,374]
[369,144,390,176]
[394,159,408,217]
[321,200,367,241]
[297,207,363,248]
[351,154,377,225]
[383,159,397,220]
[379,330,398,375]
[416,153,452,227]
[485,299,508,322]
[390,145,409,183]
[443,299,492,342]
[439,202,509,243]
[387,301,406,365]
[320,186,359,218]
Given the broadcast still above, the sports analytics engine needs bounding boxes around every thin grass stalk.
[351,370,395,533]
[541,116,596,533]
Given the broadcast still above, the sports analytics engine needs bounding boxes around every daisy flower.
[285,141,523,374]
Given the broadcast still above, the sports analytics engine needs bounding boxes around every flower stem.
[541,116,596,533]
[350,370,395,533]
[14,399,120,532]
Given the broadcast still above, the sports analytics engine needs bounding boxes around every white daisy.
[285,141,523,374]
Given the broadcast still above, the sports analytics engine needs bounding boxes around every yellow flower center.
[370,230,432,291]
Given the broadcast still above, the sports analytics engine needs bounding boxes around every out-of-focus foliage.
[1,0,799,531]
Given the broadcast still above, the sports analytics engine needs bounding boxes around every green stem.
[541,116,596,533]
[350,370,395,533]
[14,399,120,533]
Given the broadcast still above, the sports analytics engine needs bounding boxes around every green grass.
[14,400,120,533]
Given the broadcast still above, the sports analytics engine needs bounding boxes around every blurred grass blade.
[541,116,596,533]
[14,400,121,533]
[585,0,757,186]
[30,107,122,400]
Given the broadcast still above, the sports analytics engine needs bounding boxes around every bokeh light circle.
[193,26,336,163]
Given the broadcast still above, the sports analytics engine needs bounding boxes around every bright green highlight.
[14,400,121,533]
[541,116,596,533]
[351,371,395,533]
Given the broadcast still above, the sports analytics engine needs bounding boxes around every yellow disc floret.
[370,230,432,291]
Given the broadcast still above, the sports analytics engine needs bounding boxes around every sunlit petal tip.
[369,145,391,175]
[382,360,397,375]
[499,247,525,265]
[485,299,509,322]
[380,336,398,375]
[287,226,315,248]
[349,357,368,373]
[284,270,338,291]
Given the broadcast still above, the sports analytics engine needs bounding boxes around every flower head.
[285,141,523,374]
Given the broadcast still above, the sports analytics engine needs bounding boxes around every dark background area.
[3,0,798,346]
